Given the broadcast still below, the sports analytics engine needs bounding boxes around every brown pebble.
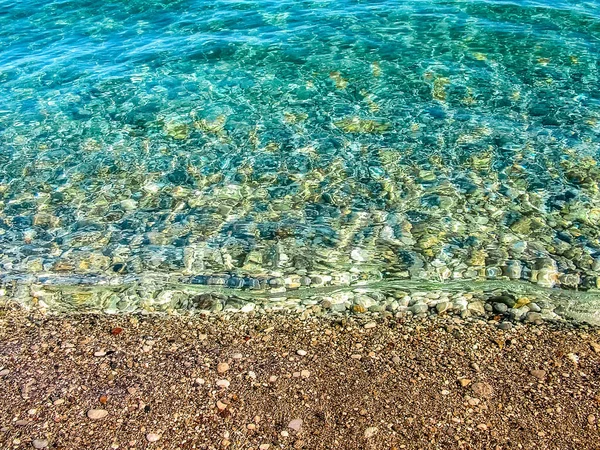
[217,362,230,374]
[530,369,546,381]
[458,378,472,387]
[471,382,493,398]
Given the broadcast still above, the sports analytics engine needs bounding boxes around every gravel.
[0,305,599,449]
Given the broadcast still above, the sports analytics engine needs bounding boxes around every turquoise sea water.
[1,0,600,319]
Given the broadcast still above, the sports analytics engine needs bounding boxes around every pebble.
[93,350,106,357]
[146,433,161,442]
[217,401,227,411]
[471,382,493,398]
[493,302,508,314]
[0,369,9,376]
[300,370,310,378]
[288,418,303,432]
[410,303,428,314]
[435,301,451,314]
[525,312,543,323]
[216,379,230,389]
[530,369,547,380]
[217,362,230,374]
[259,445,270,450]
[364,322,377,329]
[296,350,307,356]
[364,427,378,438]
[458,378,472,387]
[32,439,48,449]
[87,409,108,420]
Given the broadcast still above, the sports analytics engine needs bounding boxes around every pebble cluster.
[4,270,597,326]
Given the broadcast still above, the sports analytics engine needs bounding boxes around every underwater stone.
[504,260,522,279]
[467,301,485,315]
[435,301,452,314]
[559,273,580,288]
[493,302,508,314]
[410,303,428,314]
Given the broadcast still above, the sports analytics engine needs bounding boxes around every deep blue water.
[1,0,600,313]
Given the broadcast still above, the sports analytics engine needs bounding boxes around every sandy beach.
[1,305,599,450]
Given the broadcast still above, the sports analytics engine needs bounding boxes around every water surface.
[1,0,600,318]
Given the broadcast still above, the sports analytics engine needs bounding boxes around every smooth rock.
[435,301,451,314]
[410,303,428,314]
[467,301,485,315]
[216,379,230,389]
[217,362,230,374]
[288,418,303,432]
[32,439,48,449]
[146,433,161,442]
[87,409,108,420]
[530,369,546,380]
[493,302,508,314]
[525,312,543,323]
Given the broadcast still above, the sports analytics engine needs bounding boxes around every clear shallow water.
[1,0,600,319]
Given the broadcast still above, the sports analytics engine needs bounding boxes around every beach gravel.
[0,305,599,449]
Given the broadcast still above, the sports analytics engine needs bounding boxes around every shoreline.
[1,305,599,449]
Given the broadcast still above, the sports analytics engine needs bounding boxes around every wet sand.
[1,305,599,450]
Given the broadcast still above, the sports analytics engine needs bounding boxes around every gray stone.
[410,303,429,314]
[498,322,513,330]
[493,295,516,308]
[32,439,48,449]
[528,302,541,313]
[493,302,508,314]
[525,312,543,323]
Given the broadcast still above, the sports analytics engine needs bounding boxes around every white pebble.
[87,409,108,420]
[364,427,378,438]
[296,350,307,356]
[32,439,48,449]
[216,379,230,388]
[146,433,160,442]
